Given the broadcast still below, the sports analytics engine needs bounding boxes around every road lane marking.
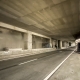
[44,49,76,80]
[0,59,38,71]
[18,59,37,65]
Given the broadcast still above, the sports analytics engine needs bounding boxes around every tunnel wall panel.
[0,27,24,50]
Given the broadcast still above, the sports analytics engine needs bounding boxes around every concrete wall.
[42,38,50,48]
[52,40,57,48]
[0,27,24,50]
[60,41,69,49]
[32,35,51,49]
[0,27,53,50]
[32,35,42,49]
[71,42,75,46]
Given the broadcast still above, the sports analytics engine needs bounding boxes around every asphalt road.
[0,47,75,80]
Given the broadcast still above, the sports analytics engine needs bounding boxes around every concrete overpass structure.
[0,0,77,52]
[0,0,80,80]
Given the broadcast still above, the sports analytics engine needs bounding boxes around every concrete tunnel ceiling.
[0,0,80,40]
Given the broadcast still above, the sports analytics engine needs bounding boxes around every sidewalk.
[0,47,75,61]
[49,52,80,80]
[0,48,55,61]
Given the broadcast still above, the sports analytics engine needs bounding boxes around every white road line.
[44,49,76,80]
[18,59,37,65]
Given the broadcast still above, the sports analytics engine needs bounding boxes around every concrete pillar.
[65,42,66,47]
[65,41,67,48]
[23,32,32,50]
[50,38,52,48]
[24,33,28,49]
[52,40,56,48]
[60,40,62,49]
[67,42,69,47]
[27,32,32,50]
[56,40,58,49]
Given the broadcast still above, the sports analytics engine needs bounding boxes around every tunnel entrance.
[77,43,80,52]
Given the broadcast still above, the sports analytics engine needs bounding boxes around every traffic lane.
[0,51,71,80]
[0,49,70,70]
[0,47,74,70]
[0,50,60,70]
[0,50,64,70]
[0,50,73,80]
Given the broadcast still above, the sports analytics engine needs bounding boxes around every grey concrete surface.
[0,47,75,80]
[0,0,79,40]
[0,48,54,61]
[49,51,80,80]
[0,27,24,50]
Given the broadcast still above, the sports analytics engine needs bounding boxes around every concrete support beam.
[60,40,62,49]
[0,22,27,33]
[27,31,32,50]
[24,32,32,50]
[24,33,28,49]
[0,22,50,40]
[52,40,56,48]
[50,38,52,48]
[56,40,58,49]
